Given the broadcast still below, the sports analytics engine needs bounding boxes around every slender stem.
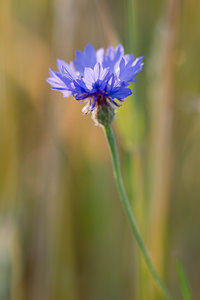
[103,125,173,300]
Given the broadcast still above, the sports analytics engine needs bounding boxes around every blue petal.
[109,98,121,107]
[91,95,98,110]
[103,44,124,73]
[46,69,72,90]
[109,86,132,99]
[96,48,104,63]
[119,56,144,84]
[57,59,77,79]
[57,59,69,72]
[74,43,96,75]
[84,44,96,67]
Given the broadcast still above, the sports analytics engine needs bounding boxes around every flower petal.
[74,43,96,75]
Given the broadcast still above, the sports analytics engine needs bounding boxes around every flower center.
[96,94,108,107]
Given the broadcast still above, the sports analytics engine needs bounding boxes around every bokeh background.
[0,0,200,299]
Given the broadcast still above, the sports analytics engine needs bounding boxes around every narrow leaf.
[176,259,192,300]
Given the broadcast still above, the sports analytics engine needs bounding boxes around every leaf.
[176,259,192,300]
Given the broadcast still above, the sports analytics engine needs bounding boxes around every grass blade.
[176,259,192,300]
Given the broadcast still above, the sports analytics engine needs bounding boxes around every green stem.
[103,125,173,300]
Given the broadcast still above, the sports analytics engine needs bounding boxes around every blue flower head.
[46,44,144,125]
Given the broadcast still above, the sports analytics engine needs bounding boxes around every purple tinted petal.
[116,44,124,57]
[110,87,132,99]
[91,95,98,110]
[108,98,121,107]
[46,69,73,91]
[84,67,95,84]
[74,43,97,74]
[103,44,124,73]
[75,93,90,100]
[57,59,68,72]
[62,90,73,97]
[119,56,144,84]
[124,54,135,65]
[96,48,104,63]
[84,44,96,67]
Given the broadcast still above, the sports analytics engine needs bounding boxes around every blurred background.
[0,0,200,299]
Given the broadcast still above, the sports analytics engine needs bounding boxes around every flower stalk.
[103,124,173,300]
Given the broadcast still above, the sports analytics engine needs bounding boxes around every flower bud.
[93,101,115,126]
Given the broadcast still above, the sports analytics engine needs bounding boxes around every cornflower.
[46,43,144,125]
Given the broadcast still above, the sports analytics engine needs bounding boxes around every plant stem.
[103,124,173,300]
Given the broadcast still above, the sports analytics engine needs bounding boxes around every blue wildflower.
[46,44,144,125]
